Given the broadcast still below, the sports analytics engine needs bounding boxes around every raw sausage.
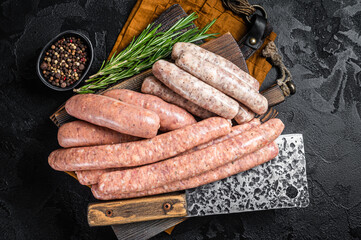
[171,42,259,90]
[141,76,215,119]
[97,118,284,194]
[76,169,121,185]
[182,118,260,155]
[142,76,253,123]
[48,117,231,171]
[103,89,196,131]
[77,119,258,185]
[234,104,255,124]
[58,120,140,148]
[175,52,268,115]
[152,60,240,119]
[65,94,160,138]
[92,142,279,200]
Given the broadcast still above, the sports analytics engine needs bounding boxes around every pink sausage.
[182,118,260,155]
[48,117,231,171]
[76,169,120,185]
[65,94,160,138]
[57,120,140,148]
[78,119,259,185]
[103,89,196,132]
[97,118,284,194]
[92,142,279,200]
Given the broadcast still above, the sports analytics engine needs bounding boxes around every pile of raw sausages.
[48,42,284,200]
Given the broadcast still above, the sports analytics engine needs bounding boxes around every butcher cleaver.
[88,134,309,230]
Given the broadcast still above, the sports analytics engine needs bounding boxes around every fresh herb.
[74,13,217,94]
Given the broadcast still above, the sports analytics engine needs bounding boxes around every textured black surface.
[0,0,361,239]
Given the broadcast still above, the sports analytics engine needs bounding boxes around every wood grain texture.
[261,85,285,107]
[88,193,187,226]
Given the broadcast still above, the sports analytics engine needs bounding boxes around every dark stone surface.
[0,0,360,239]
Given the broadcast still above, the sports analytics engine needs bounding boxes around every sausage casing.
[234,104,256,124]
[172,42,259,90]
[103,89,196,131]
[92,142,279,200]
[79,119,259,185]
[176,52,268,115]
[65,94,160,138]
[57,120,140,148]
[97,118,284,194]
[76,169,119,185]
[48,117,231,171]
[141,76,215,119]
[182,118,260,155]
[152,60,240,119]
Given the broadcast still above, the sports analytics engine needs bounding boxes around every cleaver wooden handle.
[88,193,188,226]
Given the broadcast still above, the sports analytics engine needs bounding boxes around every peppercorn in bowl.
[37,30,94,91]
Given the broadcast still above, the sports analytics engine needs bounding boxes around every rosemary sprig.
[74,13,217,94]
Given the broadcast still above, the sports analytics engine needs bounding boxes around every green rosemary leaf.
[74,13,217,94]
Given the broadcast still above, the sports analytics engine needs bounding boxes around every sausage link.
[80,119,258,185]
[172,42,259,90]
[103,89,196,132]
[152,60,240,119]
[97,118,284,194]
[234,103,255,124]
[76,169,120,185]
[92,142,279,200]
[65,94,160,138]
[141,76,215,119]
[175,52,268,115]
[58,120,140,148]
[182,118,260,155]
[48,117,231,171]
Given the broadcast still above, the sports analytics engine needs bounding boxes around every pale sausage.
[172,42,259,90]
[175,52,268,115]
[152,60,239,119]
[141,76,215,119]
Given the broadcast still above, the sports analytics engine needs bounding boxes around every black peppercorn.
[40,62,48,70]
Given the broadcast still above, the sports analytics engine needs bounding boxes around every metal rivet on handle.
[286,81,296,95]
[105,209,113,217]
[163,202,171,211]
[249,37,257,45]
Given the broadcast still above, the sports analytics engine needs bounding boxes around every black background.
[1,0,361,239]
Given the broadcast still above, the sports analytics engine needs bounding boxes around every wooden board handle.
[87,193,187,226]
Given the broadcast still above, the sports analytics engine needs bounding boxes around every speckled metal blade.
[186,134,309,216]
